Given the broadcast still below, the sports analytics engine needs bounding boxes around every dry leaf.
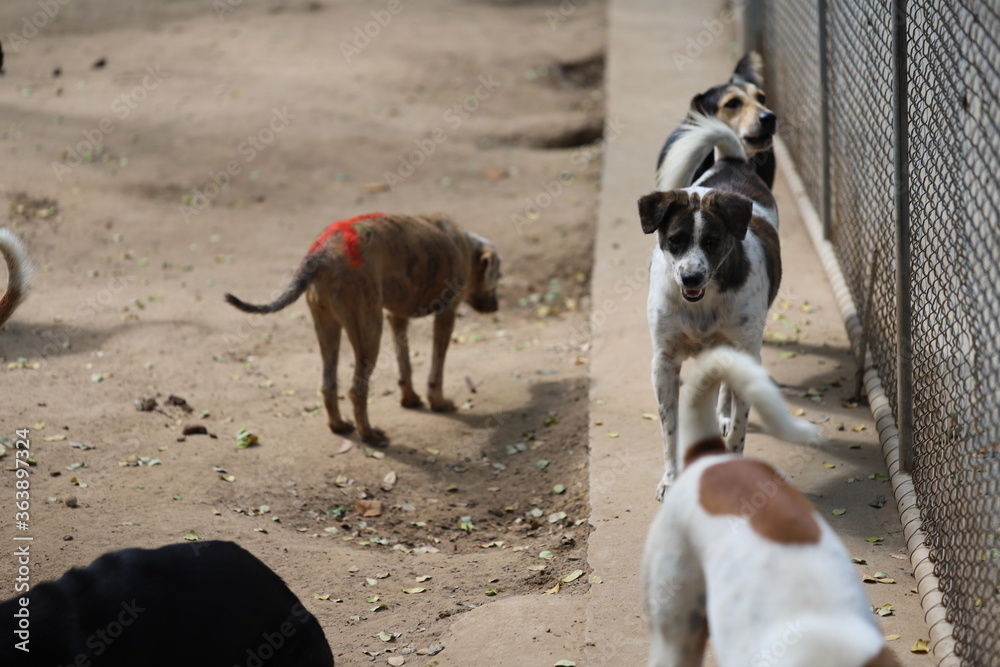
[911,638,929,654]
[355,499,383,517]
[561,569,584,583]
[335,439,353,455]
[543,582,560,595]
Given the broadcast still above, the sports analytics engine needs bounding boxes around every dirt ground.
[0,0,607,663]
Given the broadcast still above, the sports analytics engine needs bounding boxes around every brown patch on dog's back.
[683,436,727,467]
[699,459,820,544]
[750,217,781,305]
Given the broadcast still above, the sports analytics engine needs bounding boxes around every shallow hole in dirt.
[506,116,606,150]
[551,52,605,89]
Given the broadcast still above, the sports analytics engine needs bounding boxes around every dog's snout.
[758,111,776,134]
[681,272,703,288]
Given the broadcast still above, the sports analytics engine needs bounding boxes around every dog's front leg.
[427,308,457,412]
[716,382,733,436]
[652,352,681,501]
[724,344,759,454]
[388,313,423,408]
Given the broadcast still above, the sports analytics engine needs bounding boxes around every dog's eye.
[756,92,766,104]
[666,235,686,252]
[702,236,720,248]
[724,98,742,110]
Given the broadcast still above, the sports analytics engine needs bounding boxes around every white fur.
[0,228,33,326]
[655,114,747,192]
[642,349,888,667]
[648,126,780,501]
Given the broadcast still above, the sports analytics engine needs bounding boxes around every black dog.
[656,52,777,190]
[0,541,333,667]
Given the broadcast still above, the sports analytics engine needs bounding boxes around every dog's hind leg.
[644,509,708,667]
[388,313,423,408]
[344,306,388,446]
[427,308,457,412]
[725,391,751,455]
[307,296,354,436]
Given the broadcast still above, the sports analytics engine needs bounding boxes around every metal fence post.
[818,0,832,239]
[892,0,914,473]
[742,0,764,54]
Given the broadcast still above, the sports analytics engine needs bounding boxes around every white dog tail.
[655,113,746,191]
[680,347,821,463]
[0,228,33,327]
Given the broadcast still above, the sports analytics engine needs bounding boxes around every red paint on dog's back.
[308,213,384,265]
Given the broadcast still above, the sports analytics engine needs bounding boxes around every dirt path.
[0,1,605,663]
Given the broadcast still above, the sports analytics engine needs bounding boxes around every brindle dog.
[226,213,501,446]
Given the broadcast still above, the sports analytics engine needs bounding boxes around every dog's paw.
[329,420,355,435]
[718,415,732,437]
[400,393,424,409]
[361,427,389,447]
[429,397,456,413]
[655,471,677,502]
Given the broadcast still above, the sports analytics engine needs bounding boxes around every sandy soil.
[0,0,606,663]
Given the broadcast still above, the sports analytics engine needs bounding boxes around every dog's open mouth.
[682,288,705,303]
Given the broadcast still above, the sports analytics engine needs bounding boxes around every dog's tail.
[655,112,746,191]
[0,228,33,327]
[224,262,318,315]
[680,347,821,465]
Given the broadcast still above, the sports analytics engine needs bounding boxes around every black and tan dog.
[656,52,777,191]
[0,541,333,666]
[226,213,501,446]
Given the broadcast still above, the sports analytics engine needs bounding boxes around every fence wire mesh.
[762,1,1000,664]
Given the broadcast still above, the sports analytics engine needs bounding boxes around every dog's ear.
[638,190,689,235]
[477,245,501,283]
[702,191,752,240]
[731,52,764,88]
[691,92,709,114]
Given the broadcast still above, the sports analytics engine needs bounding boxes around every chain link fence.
[760,1,1000,664]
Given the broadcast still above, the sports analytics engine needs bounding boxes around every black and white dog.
[0,541,334,666]
[656,52,777,190]
[641,113,781,501]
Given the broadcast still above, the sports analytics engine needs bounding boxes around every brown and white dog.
[0,228,32,327]
[642,112,781,500]
[642,347,899,667]
[656,52,777,190]
[225,213,501,446]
